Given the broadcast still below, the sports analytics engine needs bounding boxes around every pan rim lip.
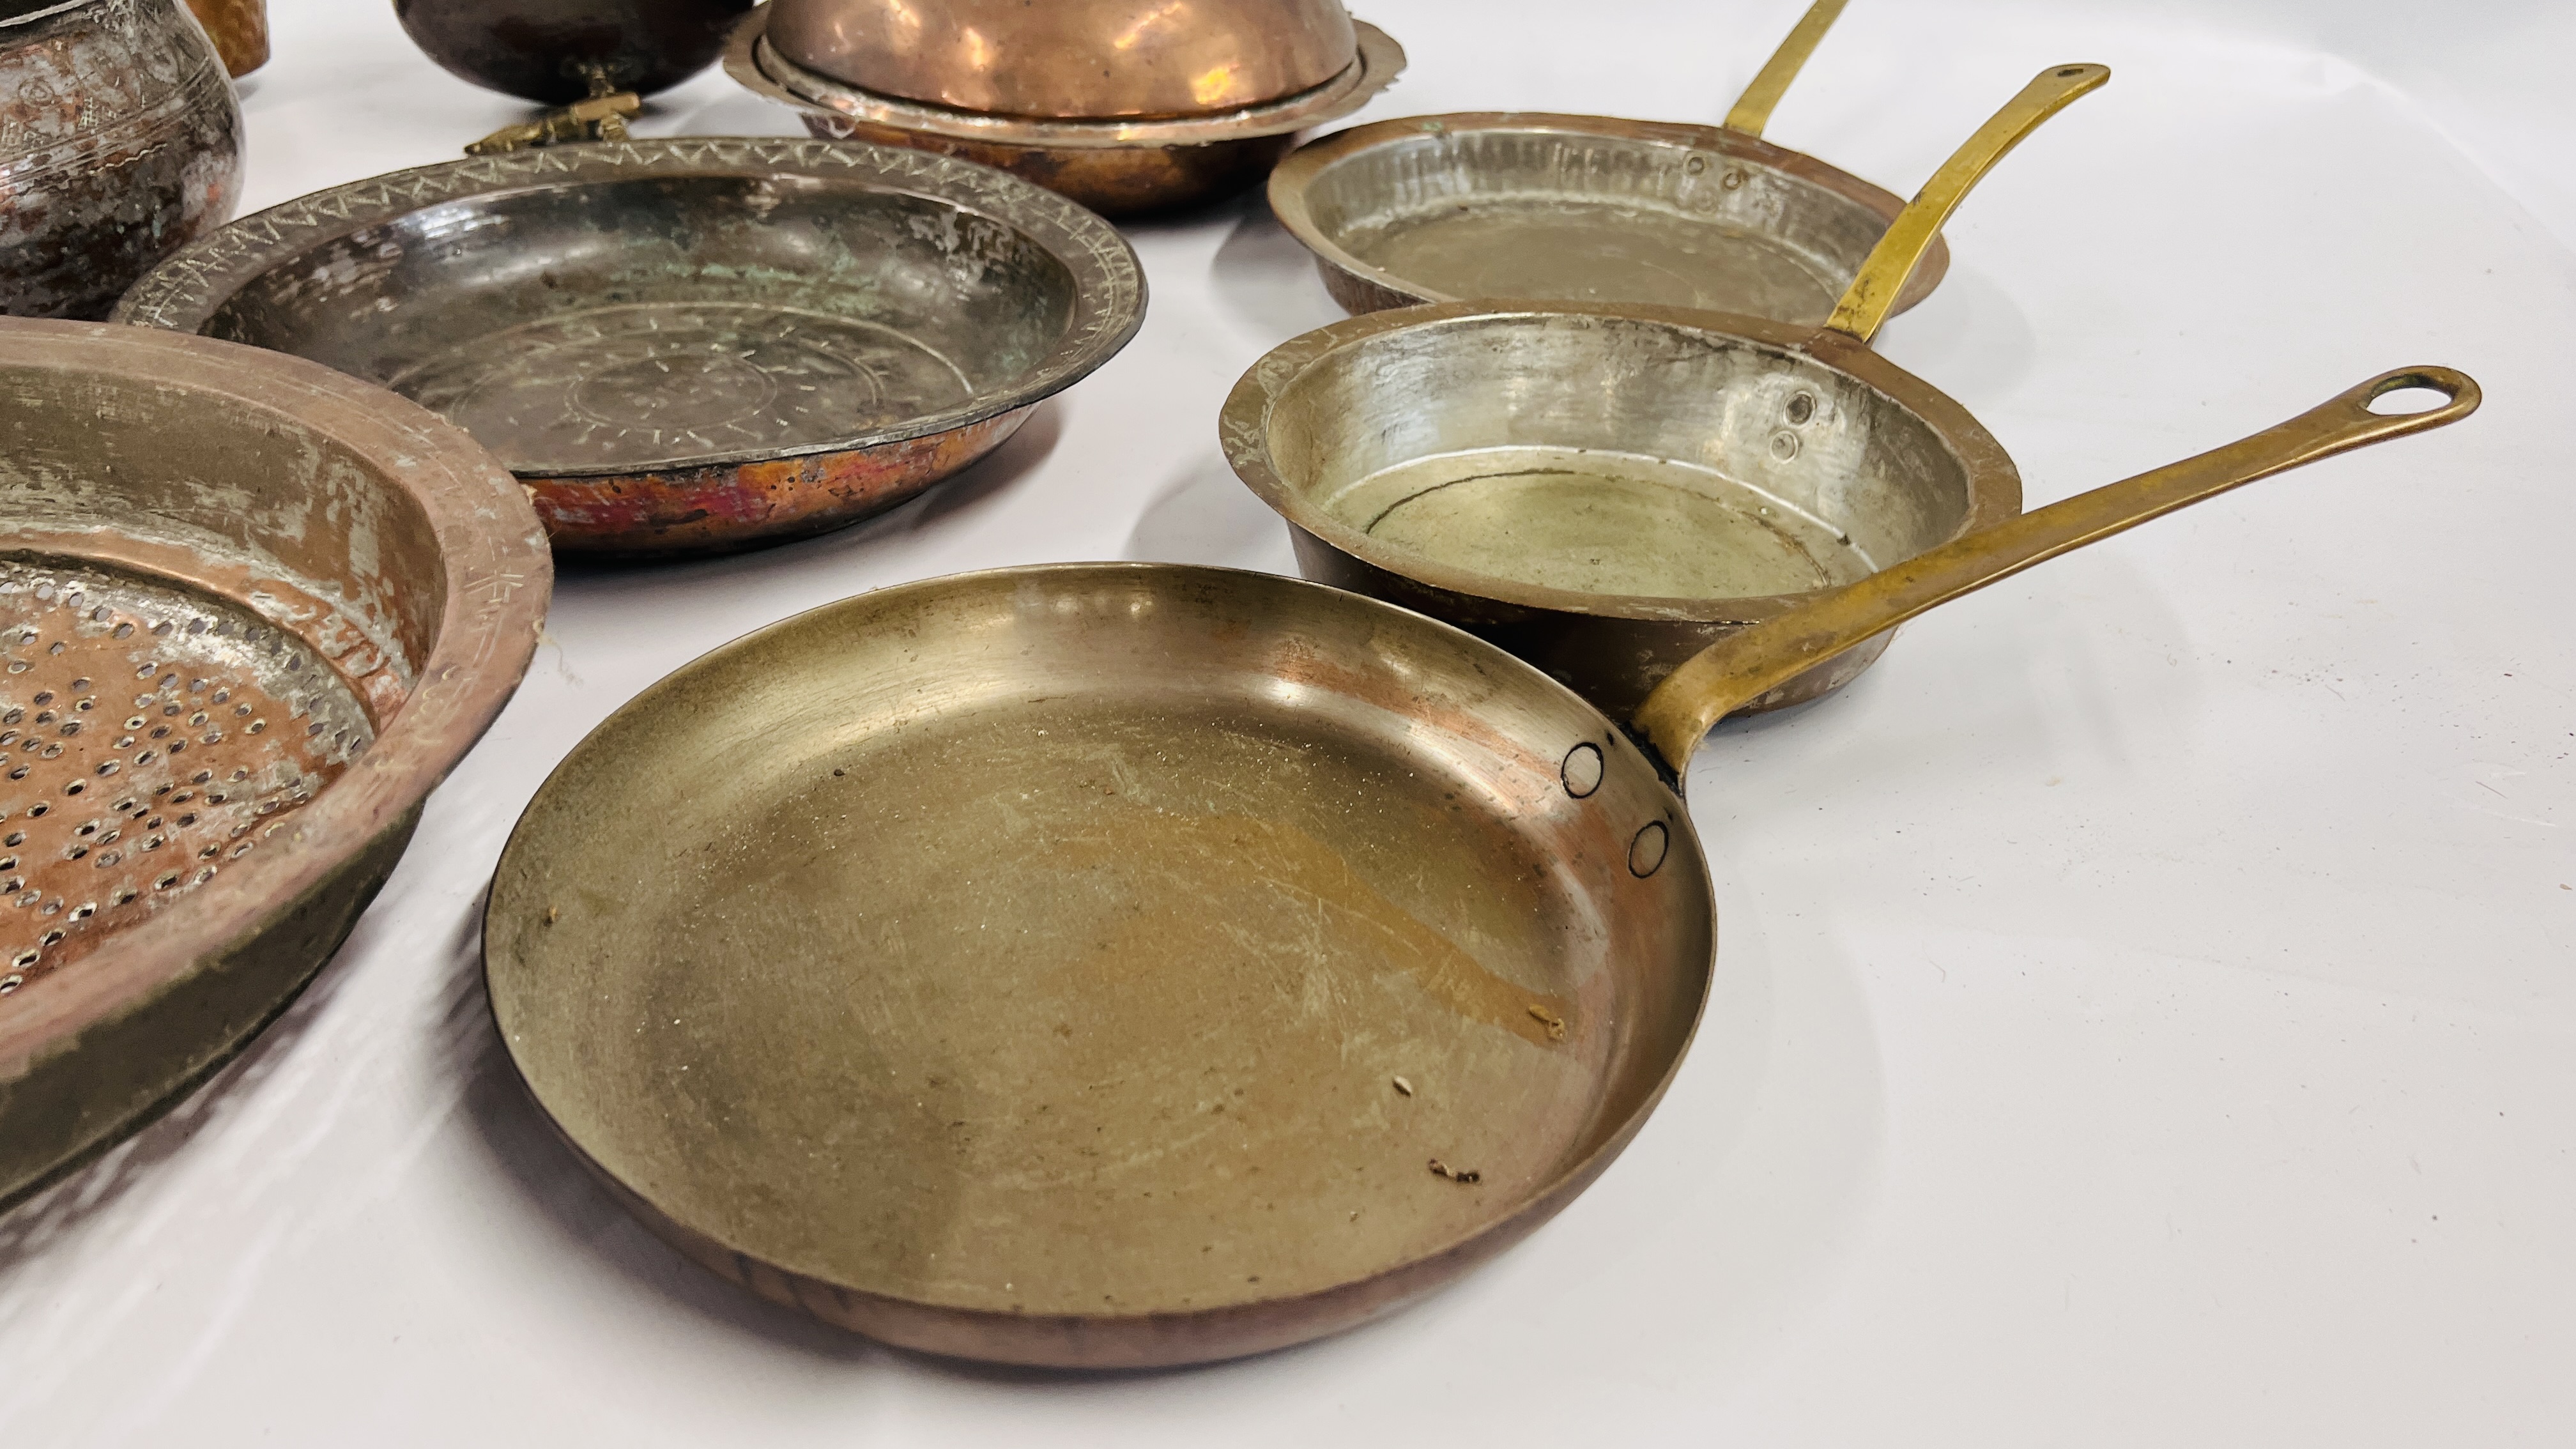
[0,319,551,1086]
[1218,298,2021,624]
[728,10,1410,150]
[1265,110,1951,318]
[480,560,1717,1352]
[111,137,1148,480]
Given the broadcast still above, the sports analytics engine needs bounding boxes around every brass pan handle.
[1823,61,2110,344]
[1634,367,2485,778]
[1723,0,1848,139]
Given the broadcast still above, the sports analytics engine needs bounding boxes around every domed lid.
[763,0,1361,119]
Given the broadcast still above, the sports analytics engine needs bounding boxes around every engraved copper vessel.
[118,139,1146,559]
[726,1,1406,215]
[1,0,242,321]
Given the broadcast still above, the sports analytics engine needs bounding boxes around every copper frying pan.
[484,367,2476,1368]
[1269,0,1958,323]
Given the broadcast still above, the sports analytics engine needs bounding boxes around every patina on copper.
[116,139,1146,559]
[484,365,2475,1367]
[393,0,755,103]
[1,0,241,322]
[726,6,1406,216]
[0,319,550,1214]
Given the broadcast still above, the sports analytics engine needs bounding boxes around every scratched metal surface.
[0,0,2570,1444]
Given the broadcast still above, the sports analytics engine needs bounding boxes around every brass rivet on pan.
[1561,742,1605,799]
[1629,822,1671,878]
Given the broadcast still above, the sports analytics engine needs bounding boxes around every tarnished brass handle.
[465,66,642,157]
[1722,0,1848,139]
[1634,367,2483,777]
[1822,62,2110,344]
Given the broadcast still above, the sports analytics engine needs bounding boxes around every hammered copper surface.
[767,0,1358,119]
[394,0,754,103]
[727,9,1406,215]
[0,0,241,321]
[0,319,549,1213]
[117,138,1144,557]
[491,365,2481,1365]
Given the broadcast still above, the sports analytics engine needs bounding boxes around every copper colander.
[0,319,549,1211]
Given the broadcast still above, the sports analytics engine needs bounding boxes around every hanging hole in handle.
[2367,385,2453,416]
[2054,66,2090,78]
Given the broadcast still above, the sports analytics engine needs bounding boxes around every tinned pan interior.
[1229,304,2009,621]
[1271,114,1946,323]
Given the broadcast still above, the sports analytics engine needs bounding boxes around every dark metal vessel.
[394,0,756,103]
[1,0,241,321]
[117,139,1146,559]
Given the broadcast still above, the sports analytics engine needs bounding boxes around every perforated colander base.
[0,560,375,999]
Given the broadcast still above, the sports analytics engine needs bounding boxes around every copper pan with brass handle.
[486,366,2476,1368]
[1235,64,2109,717]
[1271,0,2007,323]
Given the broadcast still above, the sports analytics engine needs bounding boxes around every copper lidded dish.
[117,138,1146,560]
[0,319,550,1212]
[726,0,1407,215]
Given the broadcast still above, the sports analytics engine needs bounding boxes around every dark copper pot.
[394,0,756,103]
[1,0,243,322]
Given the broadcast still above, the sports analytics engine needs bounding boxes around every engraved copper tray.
[0,319,549,1211]
[116,139,1146,559]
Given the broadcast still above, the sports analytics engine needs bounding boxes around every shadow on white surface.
[1869,262,2043,411]
[1124,455,1300,574]
[1207,194,1349,342]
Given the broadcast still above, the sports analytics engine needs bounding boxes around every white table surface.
[5,1,2572,1443]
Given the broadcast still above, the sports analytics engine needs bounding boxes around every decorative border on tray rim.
[114,138,1147,475]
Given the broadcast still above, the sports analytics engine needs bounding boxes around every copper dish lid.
[766,0,1360,119]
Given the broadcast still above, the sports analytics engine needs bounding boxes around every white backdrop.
[3,2,2571,1444]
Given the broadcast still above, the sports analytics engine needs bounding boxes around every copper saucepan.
[1269,0,1954,322]
[1230,63,2104,716]
[484,360,2476,1368]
